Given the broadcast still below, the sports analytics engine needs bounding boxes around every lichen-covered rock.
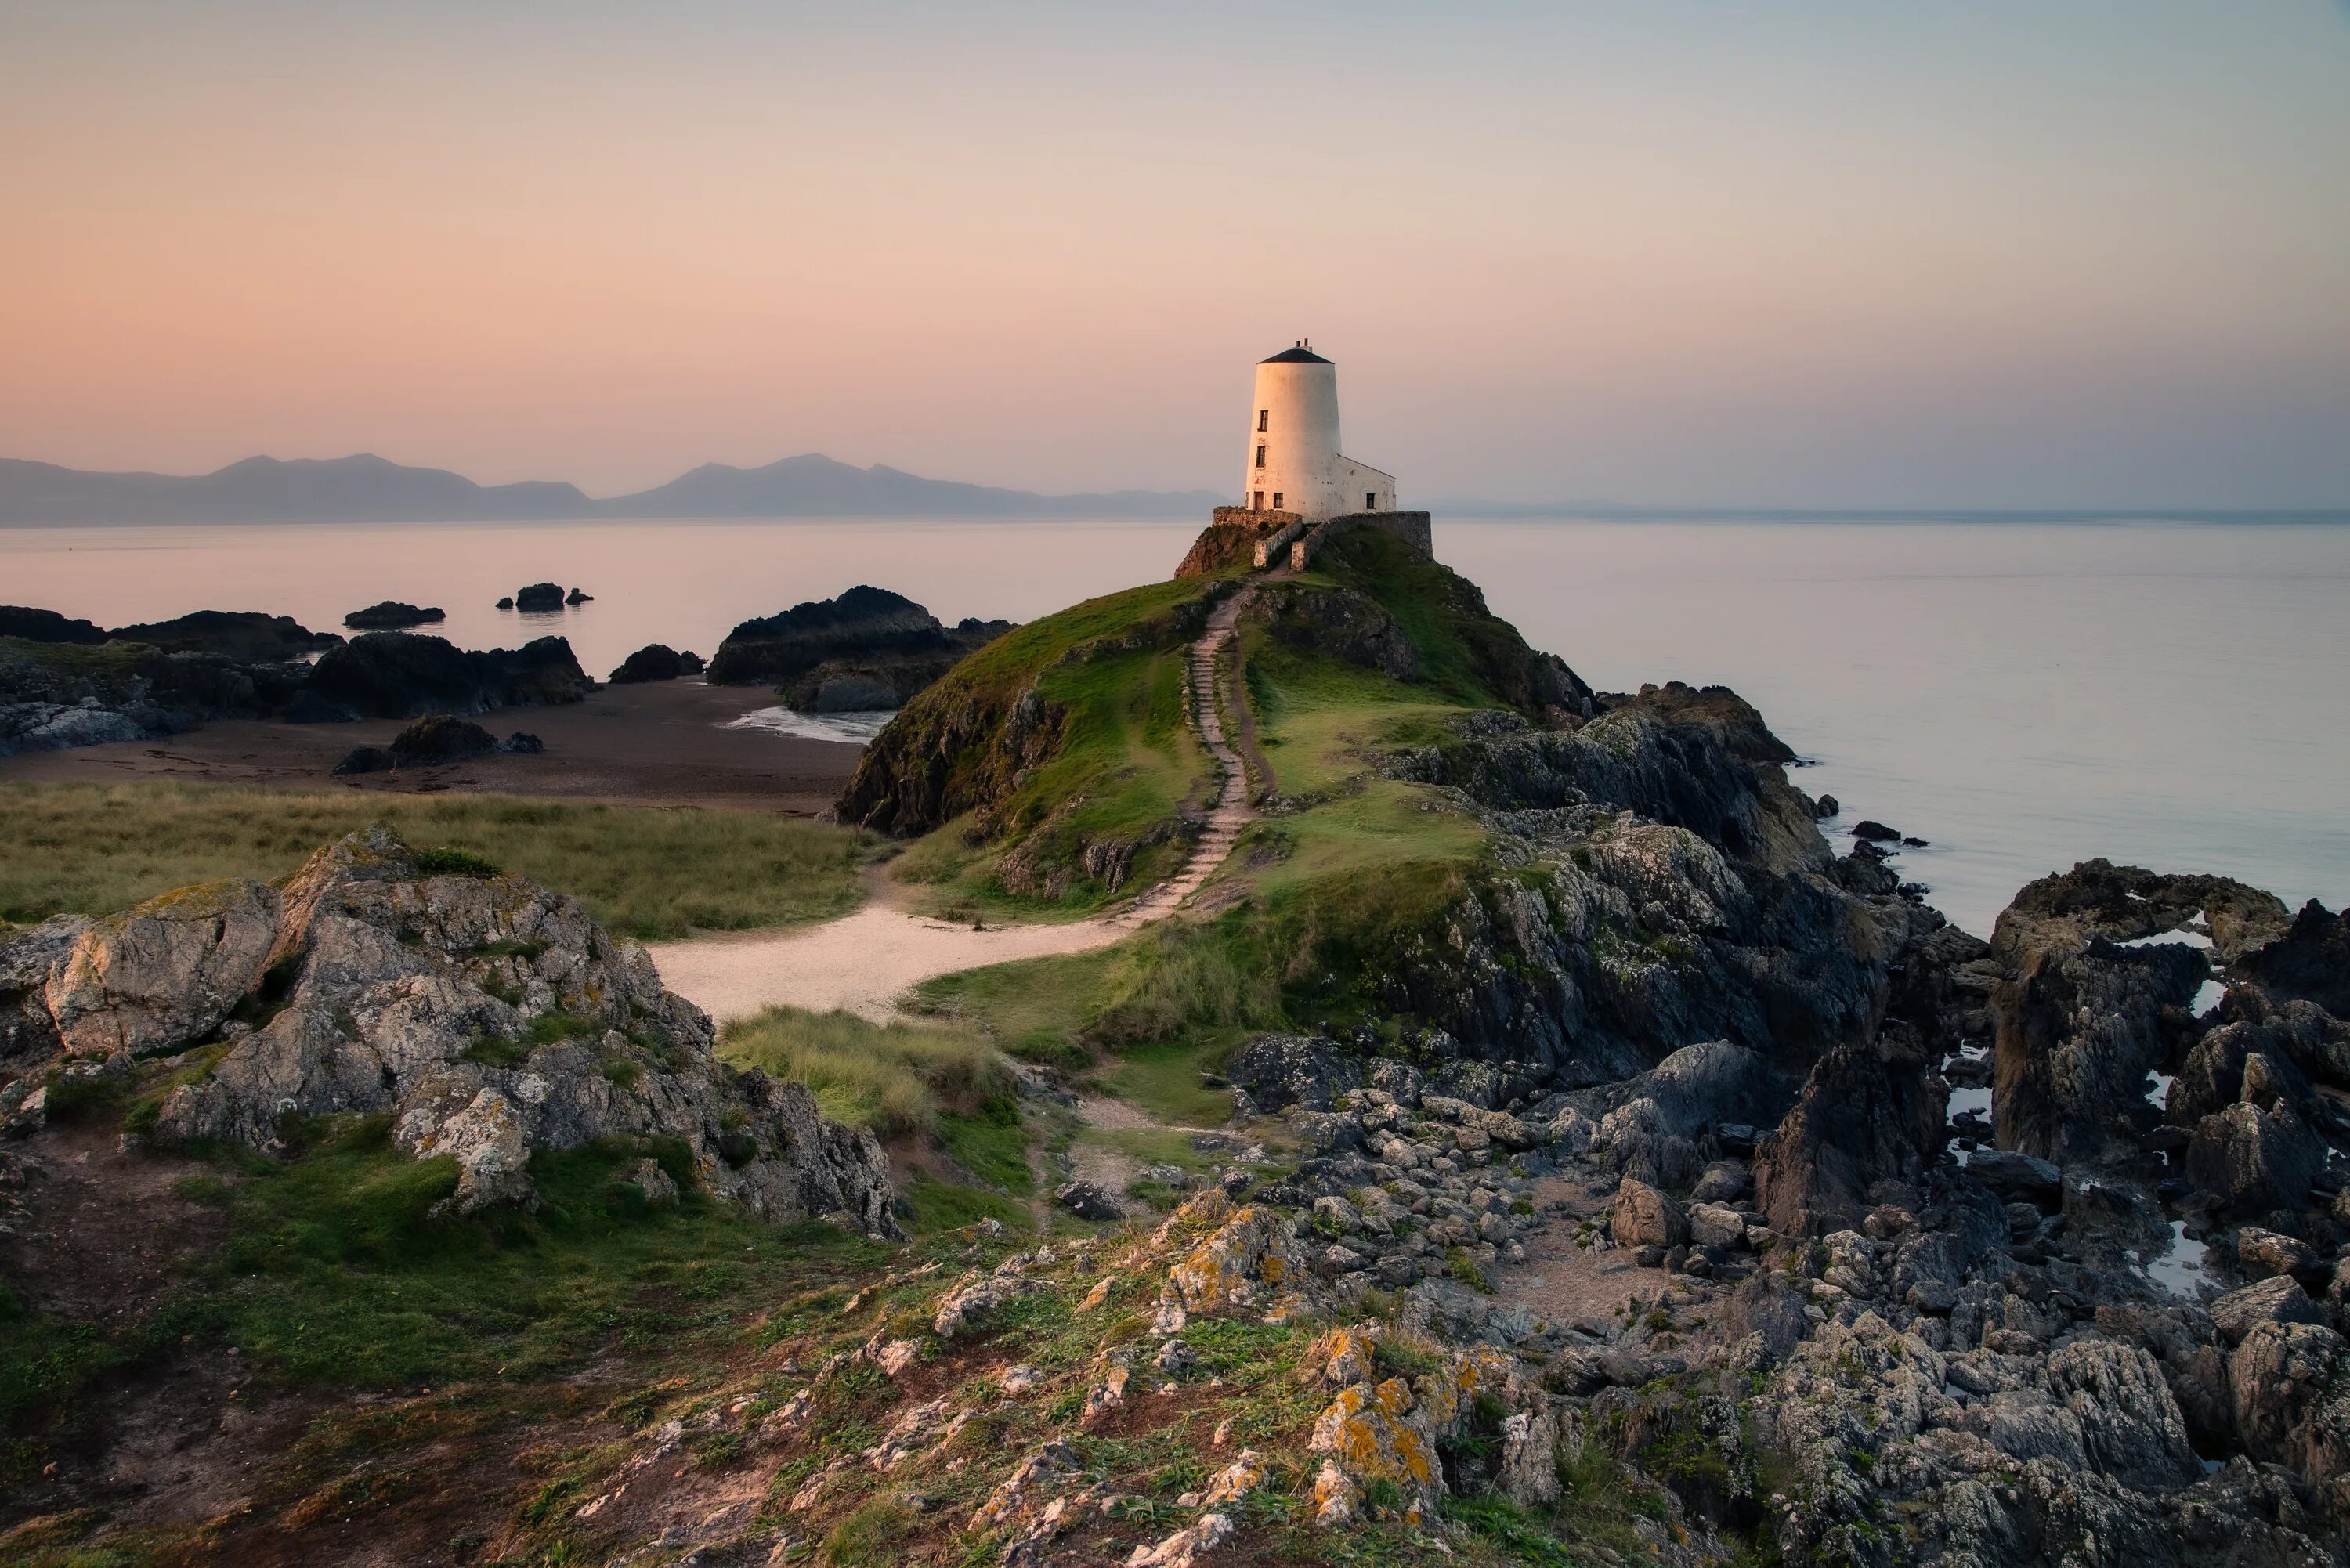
[44,880,280,1057]
[107,827,898,1233]
[1162,1205,1307,1315]
[1307,1378,1443,1523]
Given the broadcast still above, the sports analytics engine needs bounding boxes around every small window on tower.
[1368,491,1378,509]
[1271,492,1283,510]
[1257,410,1268,432]
[1255,446,1266,468]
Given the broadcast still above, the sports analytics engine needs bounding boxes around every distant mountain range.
[0,453,1225,524]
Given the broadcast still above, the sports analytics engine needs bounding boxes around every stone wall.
[1177,509,1301,578]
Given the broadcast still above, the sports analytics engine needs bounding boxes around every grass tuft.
[717,1006,1009,1139]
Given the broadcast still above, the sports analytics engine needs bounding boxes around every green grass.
[1095,1040,1237,1127]
[0,1116,888,1441]
[715,1006,1010,1138]
[0,782,870,940]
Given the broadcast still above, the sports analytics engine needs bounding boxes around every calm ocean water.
[4,515,2344,935]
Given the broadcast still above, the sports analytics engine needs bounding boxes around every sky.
[2,0,2347,508]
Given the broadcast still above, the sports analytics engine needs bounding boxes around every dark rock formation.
[0,606,107,645]
[1,632,315,755]
[2238,901,2350,1020]
[294,633,593,721]
[107,609,342,661]
[1990,861,2289,1165]
[0,828,896,1232]
[1755,1030,1945,1235]
[609,644,691,684]
[512,582,565,612]
[496,596,514,610]
[332,714,521,774]
[566,587,592,605]
[707,587,1008,714]
[342,600,445,630]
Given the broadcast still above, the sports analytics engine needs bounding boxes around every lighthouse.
[1242,341,1395,524]
[1178,341,1428,578]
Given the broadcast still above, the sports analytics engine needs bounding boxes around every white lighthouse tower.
[1242,341,1394,524]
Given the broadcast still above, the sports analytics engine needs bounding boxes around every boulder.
[1610,1177,1687,1250]
[2186,1099,2326,1217]
[608,644,689,684]
[1755,1031,1943,1235]
[332,714,506,774]
[1593,1041,1785,1189]
[2208,1276,2327,1346]
[1963,1148,2064,1205]
[1055,1180,1124,1222]
[512,583,565,611]
[342,601,444,630]
[125,826,895,1233]
[1227,1033,1363,1117]
[43,879,280,1057]
[564,587,591,605]
[1162,1205,1308,1315]
[0,916,86,1072]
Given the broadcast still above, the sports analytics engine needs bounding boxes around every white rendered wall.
[1242,359,1342,521]
[1335,457,1394,515]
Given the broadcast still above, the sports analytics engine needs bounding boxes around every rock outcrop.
[1990,861,2288,1164]
[0,828,895,1233]
[342,601,444,630]
[333,714,541,775]
[292,632,594,721]
[706,585,1009,713]
[0,605,107,645]
[106,610,342,661]
[607,644,704,684]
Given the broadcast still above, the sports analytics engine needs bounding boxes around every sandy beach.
[0,679,864,815]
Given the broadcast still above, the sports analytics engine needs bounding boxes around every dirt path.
[648,594,1262,1024]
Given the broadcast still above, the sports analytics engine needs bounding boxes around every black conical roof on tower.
[1260,342,1331,364]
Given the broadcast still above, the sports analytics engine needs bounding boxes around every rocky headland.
[2,529,2345,1567]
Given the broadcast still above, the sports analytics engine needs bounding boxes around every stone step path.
[1110,593,1255,927]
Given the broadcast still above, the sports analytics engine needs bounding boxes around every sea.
[4,514,2345,938]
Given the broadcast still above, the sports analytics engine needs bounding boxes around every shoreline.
[0,677,863,815]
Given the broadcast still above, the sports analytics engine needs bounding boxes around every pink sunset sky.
[3,1,2346,508]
